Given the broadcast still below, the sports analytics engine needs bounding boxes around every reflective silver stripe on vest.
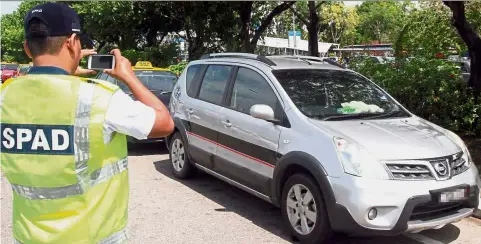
[74,82,95,191]
[98,228,128,244]
[11,157,128,200]
[91,158,128,187]
[14,227,127,244]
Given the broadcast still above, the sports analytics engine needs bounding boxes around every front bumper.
[328,166,479,236]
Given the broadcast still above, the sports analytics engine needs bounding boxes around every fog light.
[368,208,378,220]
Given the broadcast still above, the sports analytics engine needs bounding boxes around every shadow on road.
[128,142,168,156]
[152,159,464,244]
[153,159,297,243]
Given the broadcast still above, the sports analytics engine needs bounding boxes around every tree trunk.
[444,1,481,135]
[308,1,319,56]
[239,2,253,52]
[444,1,481,96]
[249,1,296,53]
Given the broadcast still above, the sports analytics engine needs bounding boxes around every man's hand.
[81,49,97,59]
[104,49,136,83]
[74,49,97,76]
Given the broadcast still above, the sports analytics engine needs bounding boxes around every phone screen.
[90,55,114,70]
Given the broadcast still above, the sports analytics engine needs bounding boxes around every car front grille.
[386,164,434,180]
[385,152,468,181]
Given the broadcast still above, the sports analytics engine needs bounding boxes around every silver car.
[167,53,480,243]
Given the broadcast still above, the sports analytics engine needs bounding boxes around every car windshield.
[272,69,410,120]
[19,66,30,73]
[3,64,19,70]
[118,70,177,93]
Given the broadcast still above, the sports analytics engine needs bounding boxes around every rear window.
[117,70,177,94]
[3,64,19,70]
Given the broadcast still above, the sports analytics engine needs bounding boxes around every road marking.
[404,233,448,244]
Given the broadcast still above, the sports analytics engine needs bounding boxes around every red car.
[1,64,20,83]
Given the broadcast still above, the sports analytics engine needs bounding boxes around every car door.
[215,66,283,195]
[182,64,234,169]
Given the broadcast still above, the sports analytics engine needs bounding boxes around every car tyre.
[169,132,195,179]
[281,174,332,244]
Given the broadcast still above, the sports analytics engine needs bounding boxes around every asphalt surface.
[1,143,481,244]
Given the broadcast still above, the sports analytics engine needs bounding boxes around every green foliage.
[356,0,409,43]
[352,58,480,136]
[1,1,45,63]
[168,61,188,76]
[122,43,179,68]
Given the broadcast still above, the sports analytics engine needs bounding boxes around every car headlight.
[334,137,391,180]
[444,130,472,167]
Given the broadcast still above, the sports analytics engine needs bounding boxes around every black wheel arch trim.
[271,151,332,207]
[166,117,190,153]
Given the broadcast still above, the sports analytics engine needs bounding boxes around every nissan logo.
[434,162,448,176]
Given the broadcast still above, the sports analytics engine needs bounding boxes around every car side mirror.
[250,104,281,125]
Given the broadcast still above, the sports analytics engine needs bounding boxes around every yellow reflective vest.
[1,75,129,243]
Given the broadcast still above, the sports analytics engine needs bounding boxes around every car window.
[186,65,199,92]
[106,75,117,83]
[97,72,108,81]
[116,70,177,94]
[3,64,19,70]
[230,67,278,115]
[198,65,232,105]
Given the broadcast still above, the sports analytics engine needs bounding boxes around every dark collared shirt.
[27,66,70,75]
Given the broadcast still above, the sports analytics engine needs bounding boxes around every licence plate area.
[430,185,470,203]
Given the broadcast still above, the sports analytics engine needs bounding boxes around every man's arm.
[105,49,174,138]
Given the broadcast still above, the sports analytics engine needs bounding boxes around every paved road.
[2,143,481,244]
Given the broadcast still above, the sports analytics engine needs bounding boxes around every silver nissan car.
[166,53,480,243]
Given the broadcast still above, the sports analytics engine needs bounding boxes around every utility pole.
[292,7,296,56]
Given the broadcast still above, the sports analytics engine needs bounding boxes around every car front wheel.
[281,174,331,243]
[169,132,195,179]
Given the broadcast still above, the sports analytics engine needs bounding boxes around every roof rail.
[201,53,276,66]
[268,55,345,69]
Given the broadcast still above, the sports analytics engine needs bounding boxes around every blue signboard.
[288,31,301,37]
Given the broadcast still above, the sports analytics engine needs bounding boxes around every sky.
[1,1,22,15]
[1,1,365,15]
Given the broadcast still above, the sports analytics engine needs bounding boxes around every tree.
[237,1,295,53]
[290,1,327,56]
[356,1,406,43]
[319,3,359,44]
[177,2,238,60]
[444,1,481,98]
[1,1,47,63]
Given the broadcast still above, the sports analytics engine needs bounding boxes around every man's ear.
[23,40,33,58]
[66,33,77,51]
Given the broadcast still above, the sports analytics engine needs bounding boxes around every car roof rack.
[200,53,277,66]
[268,55,345,69]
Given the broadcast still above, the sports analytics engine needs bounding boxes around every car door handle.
[187,108,194,114]
[221,120,232,128]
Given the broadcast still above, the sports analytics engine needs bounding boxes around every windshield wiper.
[368,108,405,119]
[322,112,381,121]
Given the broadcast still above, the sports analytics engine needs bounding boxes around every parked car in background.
[167,53,479,243]
[17,64,32,76]
[1,63,20,82]
[95,61,178,143]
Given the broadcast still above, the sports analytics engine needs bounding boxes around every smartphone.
[87,55,115,70]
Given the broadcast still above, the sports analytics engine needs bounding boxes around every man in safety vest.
[1,2,174,243]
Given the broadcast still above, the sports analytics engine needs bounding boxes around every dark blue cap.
[24,2,93,48]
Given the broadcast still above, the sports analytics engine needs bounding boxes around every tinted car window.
[198,65,232,105]
[230,68,278,115]
[186,65,199,92]
[117,70,177,94]
[273,69,409,120]
[3,64,19,70]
